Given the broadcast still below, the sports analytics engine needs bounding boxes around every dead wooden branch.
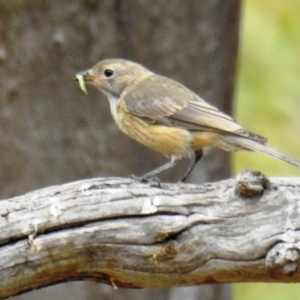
[1,170,300,299]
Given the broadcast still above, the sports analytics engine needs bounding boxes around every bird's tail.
[218,135,300,167]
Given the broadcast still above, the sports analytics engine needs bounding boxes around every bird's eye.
[103,69,114,78]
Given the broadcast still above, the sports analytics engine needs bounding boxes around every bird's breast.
[111,100,195,158]
[108,96,120,124]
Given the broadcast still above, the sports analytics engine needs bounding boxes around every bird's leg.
[132,160,178,183]
[180,149,203,182]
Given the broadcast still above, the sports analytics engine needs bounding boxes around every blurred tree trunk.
[0,0,240,300]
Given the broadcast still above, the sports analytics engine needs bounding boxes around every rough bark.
[1,171,300,299]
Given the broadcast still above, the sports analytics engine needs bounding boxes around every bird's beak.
[75,70,100,83]
[75,69,99,94]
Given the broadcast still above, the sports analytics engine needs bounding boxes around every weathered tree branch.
[1,170,300,299]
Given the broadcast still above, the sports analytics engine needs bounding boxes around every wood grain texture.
[2,170,299,299]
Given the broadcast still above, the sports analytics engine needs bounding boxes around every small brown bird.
[76,59,300,181]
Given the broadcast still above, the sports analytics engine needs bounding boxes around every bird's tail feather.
[219,135,300,167]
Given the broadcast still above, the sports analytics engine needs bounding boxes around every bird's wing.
[123,74,267,143]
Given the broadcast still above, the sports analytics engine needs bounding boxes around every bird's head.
[76,59,153,98]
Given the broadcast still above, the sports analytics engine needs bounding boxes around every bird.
[76,58,300,182]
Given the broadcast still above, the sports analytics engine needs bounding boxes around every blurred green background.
[233,0,300,299]
[233,0,300,176]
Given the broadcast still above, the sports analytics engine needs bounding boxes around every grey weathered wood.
[1,170,300,299]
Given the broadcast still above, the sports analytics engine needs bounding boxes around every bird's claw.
[131,174,161,187]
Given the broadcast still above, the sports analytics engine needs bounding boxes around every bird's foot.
[131,174,161,187]
[178,176,187,183]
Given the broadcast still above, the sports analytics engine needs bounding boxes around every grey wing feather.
[170,100,267,143]
[124,75,187,119]
[124,74,267,144]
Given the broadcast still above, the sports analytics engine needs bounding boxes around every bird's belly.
[116,110,194,158]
